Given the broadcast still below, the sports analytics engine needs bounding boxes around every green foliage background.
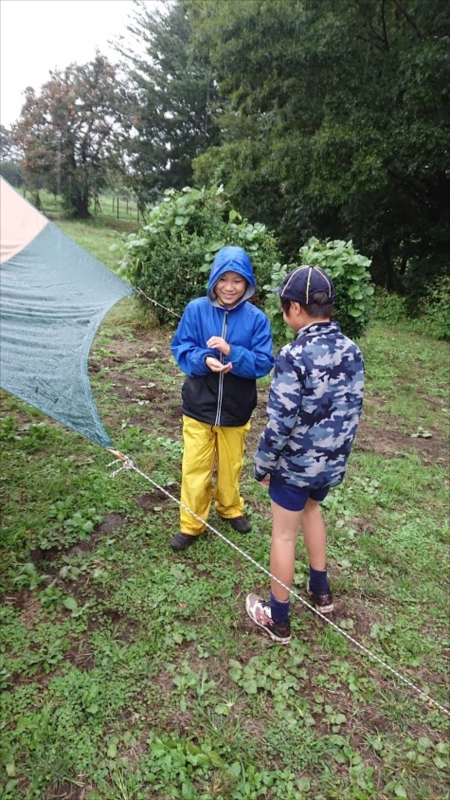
[264,239,374,345]
[117,186,282,324]
[373,277,450,342]
[7,0,449,323]
[190,0,449,297]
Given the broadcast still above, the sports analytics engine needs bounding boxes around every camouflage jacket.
[254,321,364,489]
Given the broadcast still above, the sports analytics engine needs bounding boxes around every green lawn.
[55,219,126,269]
[0,220,449,800]
[21,188,142,229]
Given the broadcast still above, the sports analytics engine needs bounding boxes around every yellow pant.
[180,415,251,535]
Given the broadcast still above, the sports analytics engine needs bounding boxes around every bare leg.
[269,500,302,602]
[300,498,327,570]
[270,497,327,601]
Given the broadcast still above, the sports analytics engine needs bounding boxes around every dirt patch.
[17,593,43,628]
[355,416,448,465]
[97,512,126,535]
[64,636,96,672]
[28,513,126,565]
[43,781,90,800]
[135,491,169,512]
[64,519,124,557]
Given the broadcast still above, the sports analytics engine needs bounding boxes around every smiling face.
[214,271,247,307]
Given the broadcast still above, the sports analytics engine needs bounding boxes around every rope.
[107,452,450,719]
[136,287,181,319]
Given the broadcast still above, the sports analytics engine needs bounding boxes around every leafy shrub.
[264,238,374,345]
[372,288,408,324]
[299,238,374,339]
[373,279,450,341]
[402,253,448,311]
[263,262,296,345]
[412,274,450,342]
[115,186,282,324]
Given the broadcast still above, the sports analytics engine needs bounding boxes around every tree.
[0,125,22,162]
[190,0,450,295]
[0,161,24,188]
[118,0,220,202]
[13,54,133,216]
[0,125,24,187]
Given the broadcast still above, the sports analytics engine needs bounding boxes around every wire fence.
[21,188,145,223]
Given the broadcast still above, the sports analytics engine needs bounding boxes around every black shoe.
[170,533,197,551]
[227,516,252,533]
[306,579,334,614]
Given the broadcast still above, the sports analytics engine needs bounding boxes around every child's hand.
[207,336,231,356]
[206,356,233,373]
[254,466,270,485]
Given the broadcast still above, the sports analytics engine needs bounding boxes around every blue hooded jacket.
[171,246,275,426]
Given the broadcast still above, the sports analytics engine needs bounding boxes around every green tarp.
[0,178,135,448]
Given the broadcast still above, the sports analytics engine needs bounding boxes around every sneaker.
[245,594,291,644]
[226,516,252,533]
[306,579,334,614]
[170,533,197,551]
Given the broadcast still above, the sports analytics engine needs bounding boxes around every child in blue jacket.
[170,245,275,551]
[246,265,364,643]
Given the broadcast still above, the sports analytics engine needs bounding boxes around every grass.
[55,219,129,269]
[21,188,143,229]
[0,219,449,799]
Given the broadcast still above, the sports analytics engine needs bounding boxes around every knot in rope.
[106,457,135,478]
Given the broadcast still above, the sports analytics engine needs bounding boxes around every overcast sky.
[0,0,160,128]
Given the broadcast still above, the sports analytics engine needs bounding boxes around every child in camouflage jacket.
[246,265,364,644]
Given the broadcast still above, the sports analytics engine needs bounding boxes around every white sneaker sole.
[245,594,291,644]
[306,580,334,614]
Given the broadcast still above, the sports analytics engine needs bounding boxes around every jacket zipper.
[215,311,228,426]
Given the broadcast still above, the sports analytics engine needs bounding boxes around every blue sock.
[309,566,330,595]
[270,592,290,626]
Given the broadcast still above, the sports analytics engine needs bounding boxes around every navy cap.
[275,265,336,304]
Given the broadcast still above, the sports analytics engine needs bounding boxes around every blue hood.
[207,246,255,305]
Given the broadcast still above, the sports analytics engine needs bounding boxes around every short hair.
[281,291,333,320]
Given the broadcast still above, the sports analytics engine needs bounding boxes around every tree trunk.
[371,241,396,290]
[73,191,90,218]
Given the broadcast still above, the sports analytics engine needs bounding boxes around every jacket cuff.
[224,345,232,363]
[254,465,268,482]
